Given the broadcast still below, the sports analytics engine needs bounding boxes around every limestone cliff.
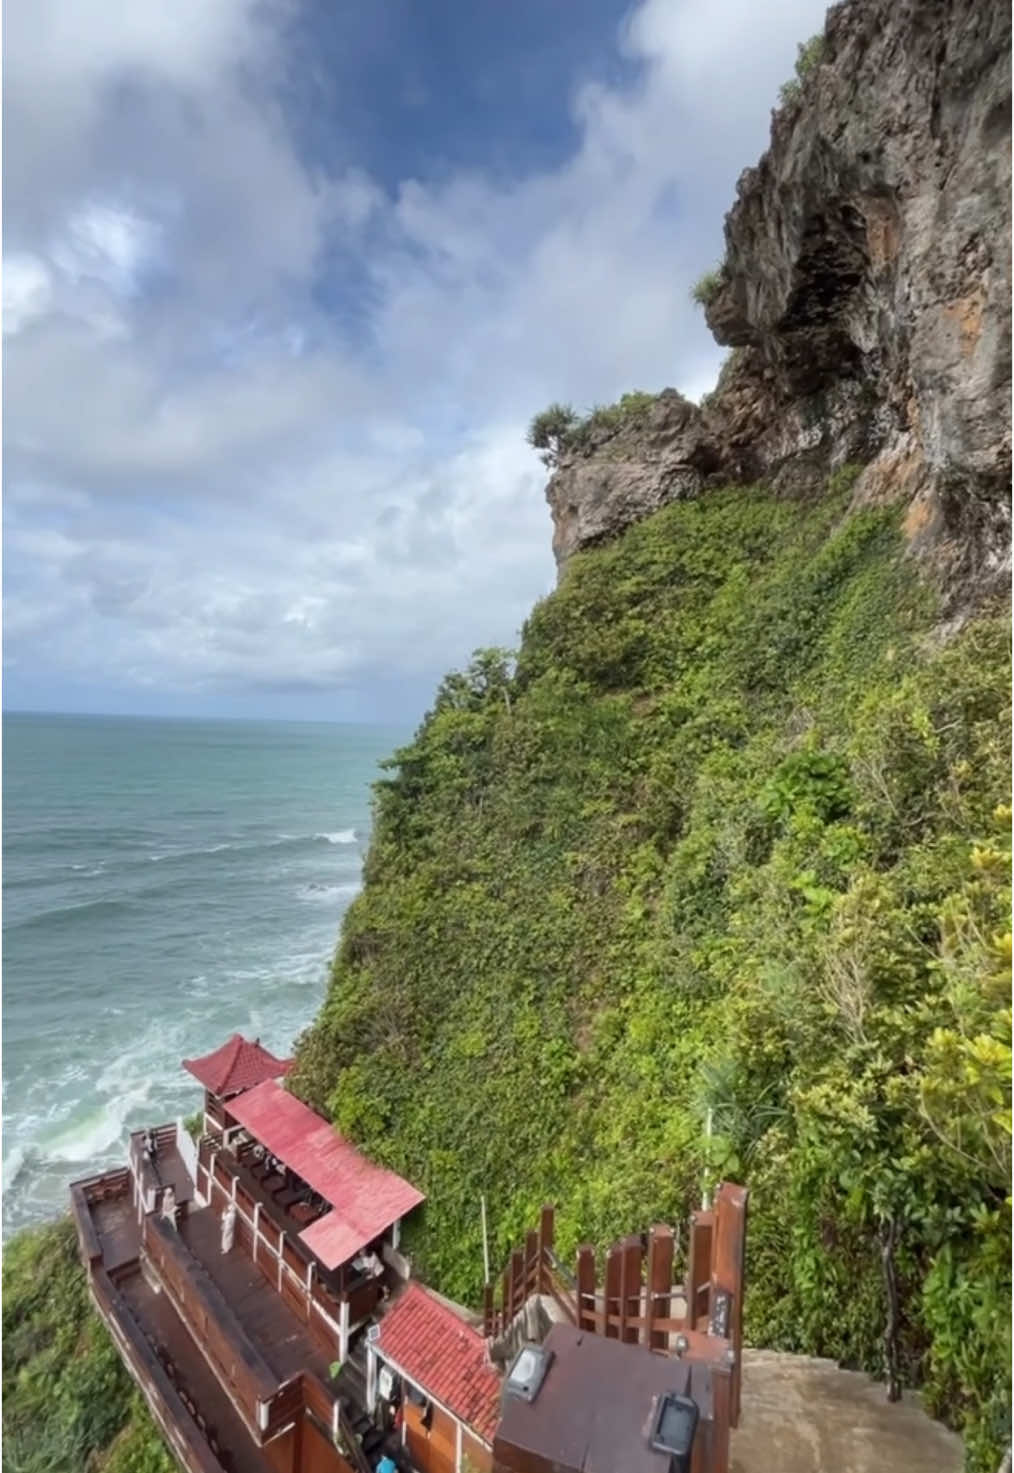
[547,0,1012,605]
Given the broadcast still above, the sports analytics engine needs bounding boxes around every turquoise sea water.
[1,712,408,1236]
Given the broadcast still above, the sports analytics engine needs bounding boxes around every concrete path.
[730,1350,963,1473]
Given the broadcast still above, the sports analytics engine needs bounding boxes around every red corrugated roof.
[182,1033,291,1097]
[376,1283,502,1444]
[225,1079,425,1270]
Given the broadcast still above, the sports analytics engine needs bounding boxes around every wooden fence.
[484,1184,748,1426]
[482,1204,577,1338]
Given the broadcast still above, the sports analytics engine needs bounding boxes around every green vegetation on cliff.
[2,1219,174,1473]
[292,479,1011,1470]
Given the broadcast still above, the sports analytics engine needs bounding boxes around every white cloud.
[3,0,829,716]
[3,255,54,335]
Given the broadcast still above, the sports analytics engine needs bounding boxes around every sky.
[3,0,830,723]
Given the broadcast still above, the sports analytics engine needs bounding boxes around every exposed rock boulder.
[548,0,1011,602]
[545,390,722,566]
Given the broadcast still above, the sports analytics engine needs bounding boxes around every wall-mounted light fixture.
[649,1392,699,1473]
[504,1343,554,1403]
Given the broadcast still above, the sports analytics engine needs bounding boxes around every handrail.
[543,1245,576,1290]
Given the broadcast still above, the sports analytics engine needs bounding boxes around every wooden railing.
[195,1140,383,1354]
[129,1124,178,1214]
[483,1205,573,1339]
[89,1266,227,1473]
[484,1185,748,1430]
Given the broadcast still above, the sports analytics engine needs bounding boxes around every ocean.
[1,711,408,1237]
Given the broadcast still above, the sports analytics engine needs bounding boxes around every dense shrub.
[526,391,659,465]
[691,269,723,309]
[2,1219,174,1473]
[779,33,827,107]
[293,479,1011,1469]
[526,403,578,467]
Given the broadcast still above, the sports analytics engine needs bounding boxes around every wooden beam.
[646,1223,674,1350]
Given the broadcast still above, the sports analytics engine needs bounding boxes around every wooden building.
[71,1031,749,1473]
[71,1034,426,1473]
[183,1034,293,1134]
[368,1282,501,1473]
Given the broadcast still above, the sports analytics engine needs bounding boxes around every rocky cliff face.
[547,0,1011,604]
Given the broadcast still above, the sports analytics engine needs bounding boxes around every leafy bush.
[779,33,827,107]
[293,477,1011,1469]
[527,403,578,467]
[2,1219,174,1473]
[691,269,723,309]
[527,392,659,465]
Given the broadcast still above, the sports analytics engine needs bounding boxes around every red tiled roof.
[226,1079,425,1271]
[182,1033,291,1097]
[376,1282,502,1444]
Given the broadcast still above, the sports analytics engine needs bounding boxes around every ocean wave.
[298,881,362,904]
[145,829,360,864]
[35,1082,150,1164]
[2,1145,27,1192]
[4,895,130,934]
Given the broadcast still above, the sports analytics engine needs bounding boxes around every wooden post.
[537,1205,554,1293]
[524,1230,539,1298]
[480,1196,490,1288]
[687,1210,714,1332]
[483,1283,494,1339]
[510,1249,525,1320]
[339,1298,350,1366]
[618,1235,642,1345]
[711,1183,748,1427]
[603,1244,622,1340]
[500,1265,511,1336]
[576,1246,596,1334]
[646,1224,674,1350]
[708,1360,733,1473]
[290,1406,303,1473]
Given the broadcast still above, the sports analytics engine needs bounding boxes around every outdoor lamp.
[650,1391,699,1473]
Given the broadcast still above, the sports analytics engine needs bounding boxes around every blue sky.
[4,0,829,722]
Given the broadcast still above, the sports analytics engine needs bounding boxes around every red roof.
[182,1033,291,1097]
[376,1283,502,1444]
[226,1079,425,1270]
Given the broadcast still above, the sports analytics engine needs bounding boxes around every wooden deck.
[93,1192,142,1273]
[120,1267,276,1473]
[70,1133,411,1473]
[181,1206,334,1386]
